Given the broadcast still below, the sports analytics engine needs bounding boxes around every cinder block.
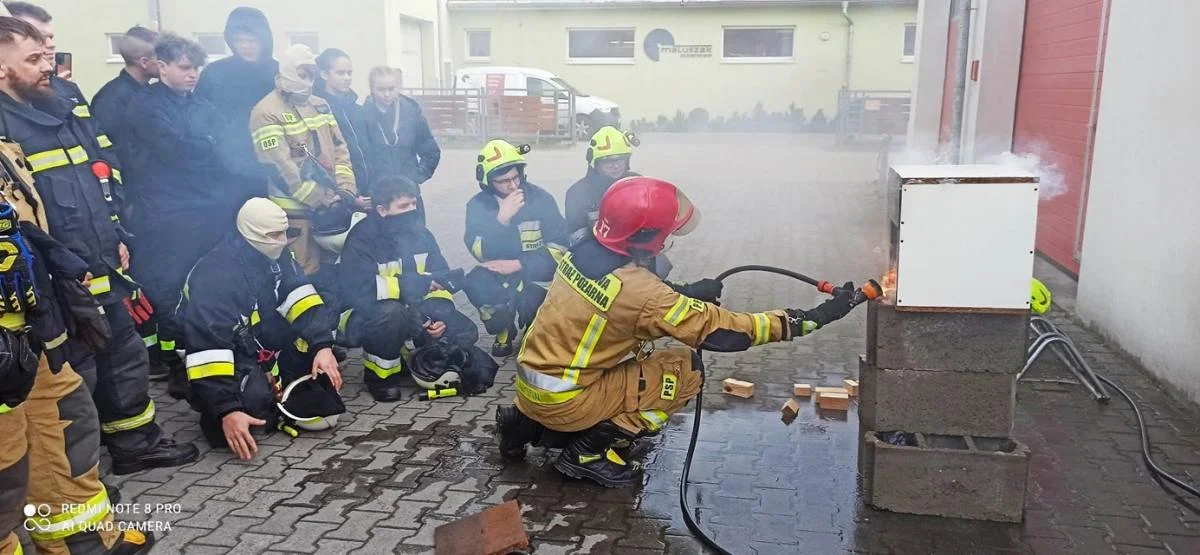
[793,384,812,397]
[866,301,1028,373]
[722,379,754,398]
[858,357,1015,437]
[860,431,1030,523]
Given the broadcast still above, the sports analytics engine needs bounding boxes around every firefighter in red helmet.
[495,176,862,487]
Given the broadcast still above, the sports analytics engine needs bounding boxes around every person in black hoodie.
[314,48,369,190]
[193,6,278,200]
[361,66,440,218]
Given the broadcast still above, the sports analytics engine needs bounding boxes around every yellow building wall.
[449,4,917,122]
[22,0,149,98]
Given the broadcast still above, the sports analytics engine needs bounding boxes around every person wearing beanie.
[178,198,344,460]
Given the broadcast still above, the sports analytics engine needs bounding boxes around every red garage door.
[1012,0,1110,276]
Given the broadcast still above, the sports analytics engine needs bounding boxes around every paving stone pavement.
[97,133,1200,553]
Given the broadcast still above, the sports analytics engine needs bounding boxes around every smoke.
[892,135,1068,201]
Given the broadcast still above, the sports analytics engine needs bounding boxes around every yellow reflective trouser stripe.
[142,333,159,348]
[73,105,91,118]
[44,332,67,350]
[0,312,27,332]
[96,134,112,148]
[563,314,606,384]
[424,289,453,301]
[664,295,691,326]
[88,275,112,295]
[639,409,669,431]
[515,375,583,405]
[160,339,177,351]
[186,349,235,380]
[101,400,155,433]
[252,124,285,142]
[335,164,353,178]
[364,353,404,378]
[28,488,110,541]
[0,403,12,414]
[293,180,319,204]
[751,313,772,345]
[26,145,88,173]
[376,275,401,300]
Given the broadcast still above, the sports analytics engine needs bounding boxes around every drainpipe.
[148,0,162,30]
[841,1,854,90]
[948,0,973,164]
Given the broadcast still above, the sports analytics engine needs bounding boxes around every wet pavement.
[100,133,1200,553]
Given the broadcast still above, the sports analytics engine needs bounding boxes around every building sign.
[644,29,712,61]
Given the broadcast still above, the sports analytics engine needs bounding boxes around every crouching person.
[463,140,566,357]
[179,198,344,459]
[339,176,495,401]
[496,177,861,487]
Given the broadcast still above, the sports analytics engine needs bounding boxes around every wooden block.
[817,391,851,411]
[722,378,755,398]
[793,383,813,397]
[815,386,848,395]
[843,379,859,397]
[781,398,801,425]
[435,500,529,555]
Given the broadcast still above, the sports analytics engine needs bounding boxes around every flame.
[881,267,897,300]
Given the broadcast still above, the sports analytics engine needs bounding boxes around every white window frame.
[105,33,124,64]
[902,23,917,63]
[720,26,796,64]
[566,27,636,65]
[194,32,230,61]
[288,32,320,53]
[465,28,491,62]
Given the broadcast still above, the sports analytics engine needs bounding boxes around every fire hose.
[680,266,881,554]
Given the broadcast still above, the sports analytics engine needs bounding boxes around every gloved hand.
[670,279,723,303]
[0,330,39,411]
[122,288,154,325]
[54,278,111,353]
[785,282,855,338]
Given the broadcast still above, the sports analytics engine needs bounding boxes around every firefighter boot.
[553,421,642,488]
[110,529,155,555]
[613,433,657,462]
[110,437,200,475]
[164,350,190,400]
[365,372,404,403]
[147,347,169,382]
[495,404,546,460]
[491,325,516,358]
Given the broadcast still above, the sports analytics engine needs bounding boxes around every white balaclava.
[277,44,317,97]
[237,198,290,260]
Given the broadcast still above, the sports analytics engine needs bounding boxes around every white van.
[454,66,620,139]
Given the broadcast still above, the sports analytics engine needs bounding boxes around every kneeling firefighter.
[338,176,498,401]
[179,198,345,460]
[463,140,566,357]
[496,176,863,487]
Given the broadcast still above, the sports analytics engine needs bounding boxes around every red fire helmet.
[593,176,700,257]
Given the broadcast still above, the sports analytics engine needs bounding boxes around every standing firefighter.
[180,198,345,460]
[250,44,363,277]
[496,177,862,487]
[463,139,565,357]
[0,15,150,553]
[0,14,197,475]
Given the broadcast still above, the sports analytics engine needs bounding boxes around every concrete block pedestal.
[860,431,1030,523]
[857,357,1016,438]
